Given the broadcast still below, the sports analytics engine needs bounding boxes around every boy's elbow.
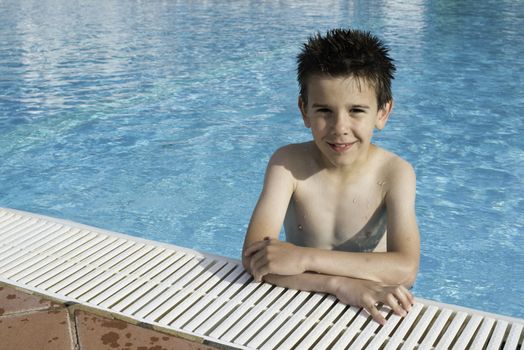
[402,271,417,289]
[380,255,418,286]
[400,261,419,288]
[383,270,416,287]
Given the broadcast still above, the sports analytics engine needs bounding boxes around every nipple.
[377,180,386,186]
[353,198,358,204]
[298,224,303,231]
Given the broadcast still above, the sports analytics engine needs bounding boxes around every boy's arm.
[246,159,420,286]
[262,273,413,325]
[242,147,295,273]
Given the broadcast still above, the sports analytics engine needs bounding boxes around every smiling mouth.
[326,141,356,153]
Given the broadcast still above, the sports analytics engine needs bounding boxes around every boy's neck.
[312,142,378,181]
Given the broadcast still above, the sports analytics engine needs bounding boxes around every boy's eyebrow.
[311,103,371,109]
[349,104,371,109]
[311,103,330,108]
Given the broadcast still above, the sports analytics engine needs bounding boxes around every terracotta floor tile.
[76,310,218,350]
[0,283,63,316]
[0,308,74,350]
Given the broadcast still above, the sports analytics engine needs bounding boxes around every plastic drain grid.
[0,208,522,349]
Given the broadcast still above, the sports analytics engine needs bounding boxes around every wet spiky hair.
[297,28,396,109]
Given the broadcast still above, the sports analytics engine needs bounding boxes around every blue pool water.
[1,0,522,319]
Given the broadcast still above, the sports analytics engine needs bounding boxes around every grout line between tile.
[66,305,81,350]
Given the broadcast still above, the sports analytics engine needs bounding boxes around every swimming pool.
[1,0,522,319]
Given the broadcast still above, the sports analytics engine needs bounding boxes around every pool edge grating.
[0,207,522,349]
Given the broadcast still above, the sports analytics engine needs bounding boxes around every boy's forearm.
[261,272,338,295]
[303,248,418,286]
[242,256,337,294]
[243,254,337,294]
[244,238,418,286]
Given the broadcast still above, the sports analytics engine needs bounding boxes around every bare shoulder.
[271,142,311,161]
[269,142,316,174]
[375,148,416,191]
[386,153,415,180]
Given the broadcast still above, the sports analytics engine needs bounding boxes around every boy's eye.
[351,108,365,114]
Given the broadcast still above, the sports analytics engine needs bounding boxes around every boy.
[242,28,420,325]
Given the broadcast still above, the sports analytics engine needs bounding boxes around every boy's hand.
[331,277,414,325]
[244,238,306,282]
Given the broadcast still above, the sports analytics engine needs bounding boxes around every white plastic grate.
[0,207,522,349]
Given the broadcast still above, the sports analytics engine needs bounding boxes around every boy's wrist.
[299,246,314,272]
[299,246,308,272]
[326,275,343,295]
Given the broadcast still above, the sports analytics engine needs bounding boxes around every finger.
[386,293,406,317]
[250,250,269,282]
[249,251,263,281]
[250,256,261,282]
[244,239,269,257]
[406,288,415,306]
[254,259,272,282]
[393,286,413,312]
[244,240,265,257]
[250,263,264,282]
[404,288,414,309]
[365,303,386,326]
[251,249,268,272]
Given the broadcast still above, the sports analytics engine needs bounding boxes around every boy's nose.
[333,113,351,135]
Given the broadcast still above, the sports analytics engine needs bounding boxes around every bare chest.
[284,175,387,252]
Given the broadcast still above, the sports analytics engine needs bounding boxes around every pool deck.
[0,207,522,349]
[0,282,217,350]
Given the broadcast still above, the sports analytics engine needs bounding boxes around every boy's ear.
[376,100,394,130]
[298,96,311,128]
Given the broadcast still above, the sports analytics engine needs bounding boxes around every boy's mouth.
[326,141,356,153]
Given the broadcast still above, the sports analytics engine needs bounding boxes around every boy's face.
[299,75,392,169]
